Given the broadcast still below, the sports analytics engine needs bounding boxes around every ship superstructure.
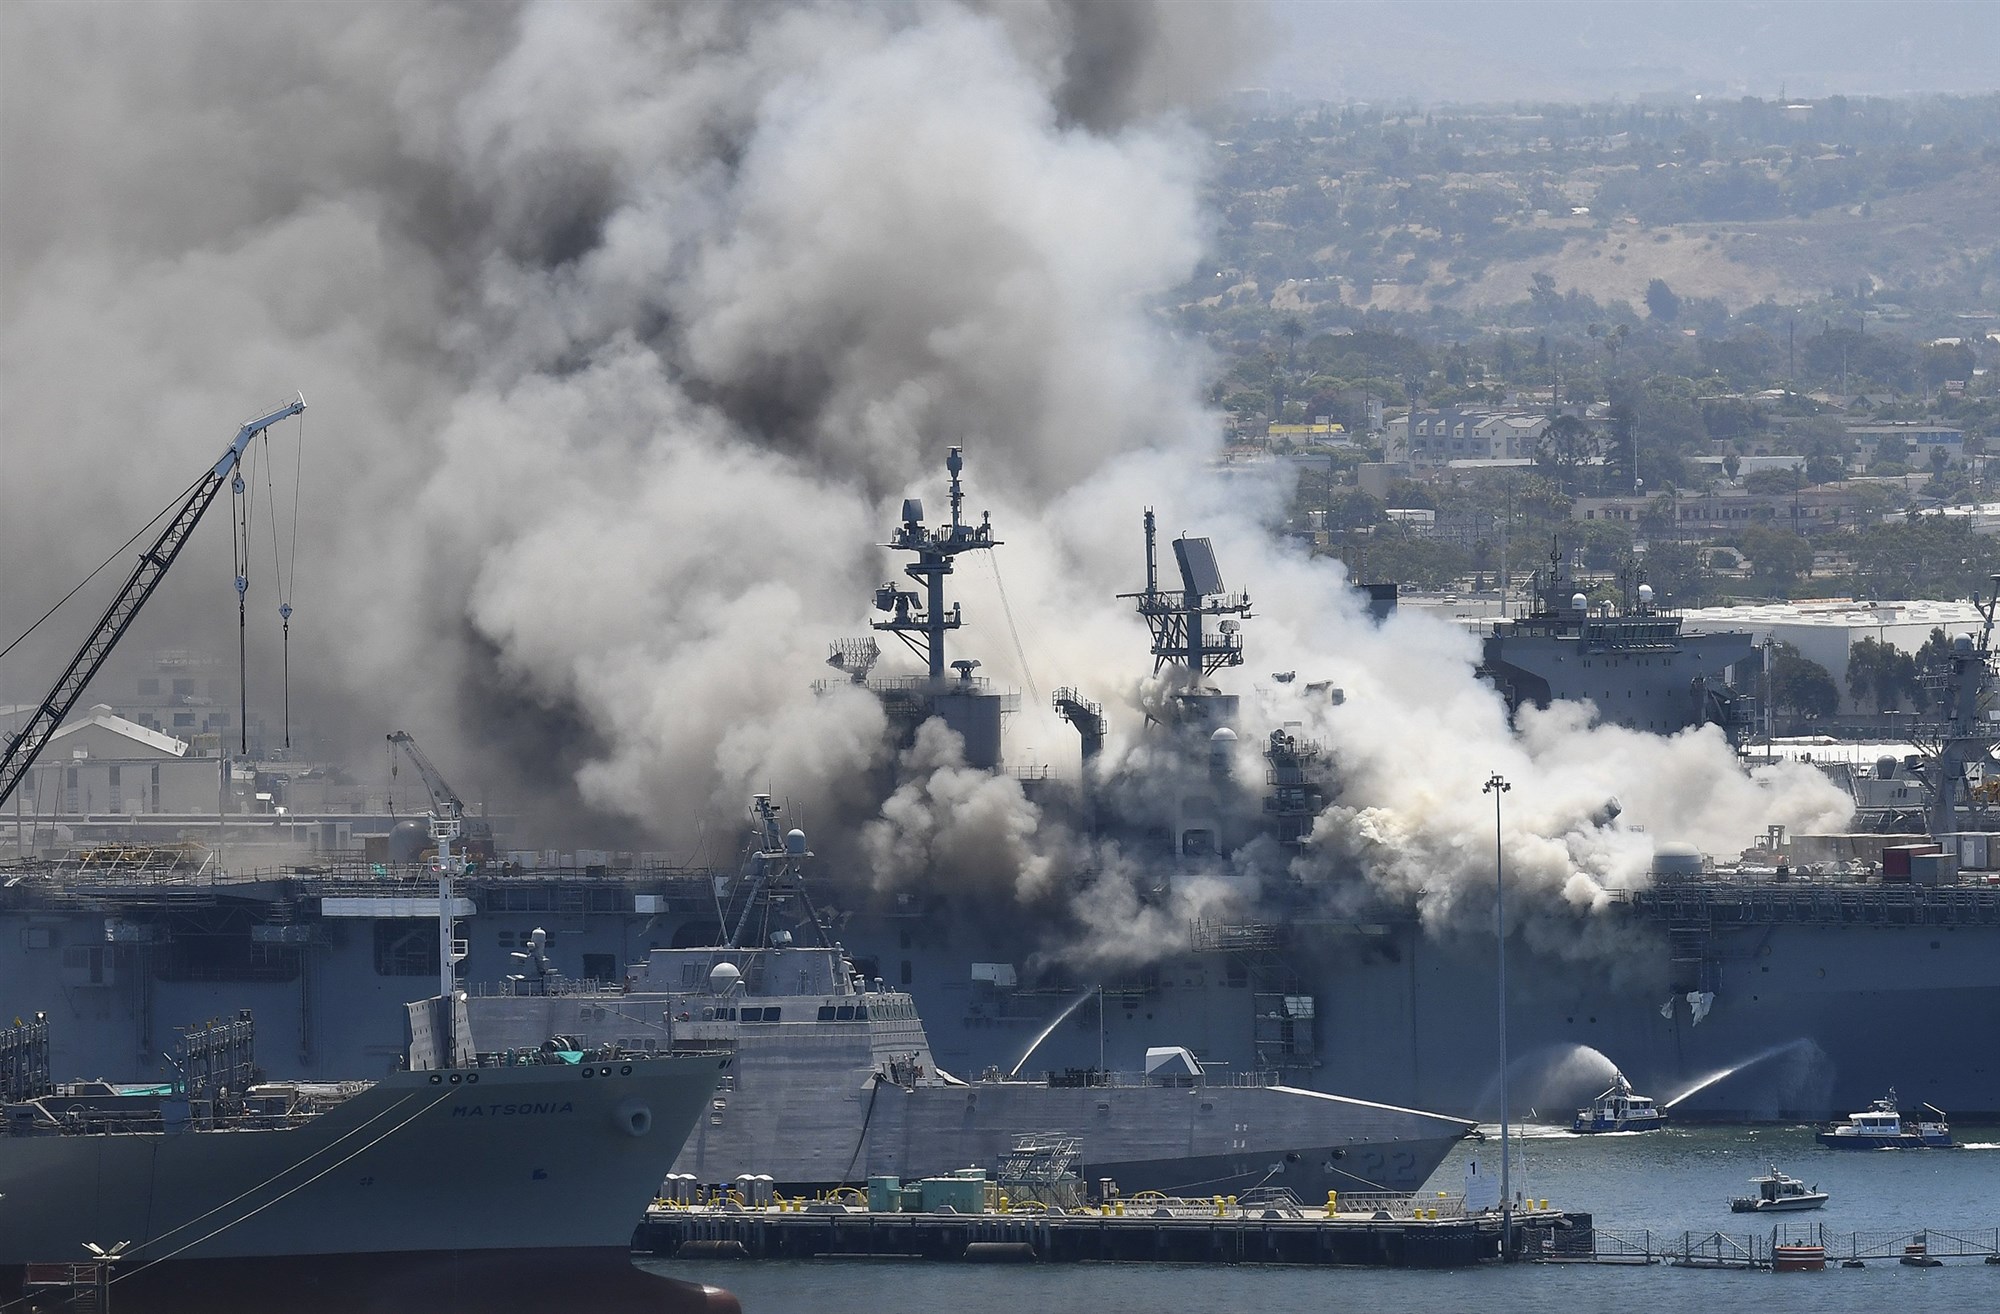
[820,445,1016,769]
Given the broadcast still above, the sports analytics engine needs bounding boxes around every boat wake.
[1958,1141,2000,1150]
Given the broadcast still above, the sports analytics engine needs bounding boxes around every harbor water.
[639,1122,2000,1313]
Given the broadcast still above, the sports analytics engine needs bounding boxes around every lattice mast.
[725,794,830,951]
[1918,576,2000,836]
[870,447,1000,680]
[1120,509,1252,680]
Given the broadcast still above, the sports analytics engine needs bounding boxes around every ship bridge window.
[837,1005,856,1021]
[854,1006,868,1020]
[818,1005,837,1021]
[747,1007,782,1022]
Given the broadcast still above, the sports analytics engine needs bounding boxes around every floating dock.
[1567,1224,2000,1270]
[637,1192,1583,1270]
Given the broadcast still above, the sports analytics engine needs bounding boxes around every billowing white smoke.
[0,1,1850,975]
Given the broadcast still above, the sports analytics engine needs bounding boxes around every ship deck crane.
[0,398,306,809]
[385,730,495,861]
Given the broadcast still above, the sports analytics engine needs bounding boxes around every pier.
[636,1191,1580,1270]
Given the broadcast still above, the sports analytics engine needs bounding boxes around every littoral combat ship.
[466,796,1472,1197]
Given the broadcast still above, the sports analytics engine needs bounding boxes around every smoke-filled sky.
[0,1,1847,967]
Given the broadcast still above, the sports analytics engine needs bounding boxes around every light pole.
[1482,771,1513,1260]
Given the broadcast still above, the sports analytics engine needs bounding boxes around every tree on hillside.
[1643,542,1710,606]
[1744,468,1804,495]
[1846,519,2000,599]
[1534,414,1601,495]
[1739,525,1812,595]
[1589,321,1630,371]
[1911,626,1957,712]
[1845,636,1918,713]
[1325,488,1385,533]
[1645,278,1682,323]
[1771,642,1840,723]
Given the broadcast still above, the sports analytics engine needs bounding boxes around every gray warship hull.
[470,988,1469,1197]
[878,886,2000,1121]
[4,865,1996,1126]
[0,1054,726,1299]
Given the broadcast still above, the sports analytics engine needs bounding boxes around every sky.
[1263,0,2000,104]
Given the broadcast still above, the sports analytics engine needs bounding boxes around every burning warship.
[3,449,1998,1131]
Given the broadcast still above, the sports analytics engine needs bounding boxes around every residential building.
[1574,487,1864,533]
[1388,408,1550,465]
[1847,423,1965,468]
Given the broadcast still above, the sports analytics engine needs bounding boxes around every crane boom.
[0,398,306,809]
[385,730,468,820]
[386,730,495,861]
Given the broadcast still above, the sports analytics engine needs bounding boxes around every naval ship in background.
[3,447,1998,1136]
[1476,541,1763,743]
[465,795,1472,1198]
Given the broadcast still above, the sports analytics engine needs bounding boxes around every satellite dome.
[1210,727,1238,742]
[1955,635,1975,654]
[708,962,742,995]
[1637,583,1655,605]
[388,819,429,864]
[1571,592,1588,611]
[785,828,807,855]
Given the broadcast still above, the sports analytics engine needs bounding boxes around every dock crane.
[385,730,496,862]
[0,398,306,809]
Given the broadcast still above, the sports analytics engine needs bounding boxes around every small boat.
[1571,1073,1667,1133]
[1730,1166,1828,1213]
[1814,1089,1952,1149]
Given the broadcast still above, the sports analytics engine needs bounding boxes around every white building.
[1677,600,1984,713]
[6,704,220,818]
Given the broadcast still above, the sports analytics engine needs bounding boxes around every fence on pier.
[1544,1224,2000,1268]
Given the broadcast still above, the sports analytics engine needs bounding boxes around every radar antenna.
[825,637,880,683]
[1118,509,1252,679]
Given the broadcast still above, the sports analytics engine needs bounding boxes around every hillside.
[1184,97,2000,332]
[1442,163,2000,314]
